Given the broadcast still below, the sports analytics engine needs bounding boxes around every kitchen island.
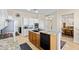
[28,31,57,50]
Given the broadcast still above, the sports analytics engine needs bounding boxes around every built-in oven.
[34,23,39,30]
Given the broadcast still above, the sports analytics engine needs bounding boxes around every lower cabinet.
[29,31,32,43]
[29,31,40,48]
[29,31,57,50]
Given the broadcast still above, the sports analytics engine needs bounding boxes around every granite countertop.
[30,30,55,35]
[30,30,40,34]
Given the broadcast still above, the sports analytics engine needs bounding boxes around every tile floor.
[1,34,79,50]
[61,35,79,50]
[0,35,39,50]
[16,35,39,50]
[0,37,20,50]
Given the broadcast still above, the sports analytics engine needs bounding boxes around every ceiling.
[17,9,57,15]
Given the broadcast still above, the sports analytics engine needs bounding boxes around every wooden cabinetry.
[29,31,57,50]
[50,33,57,50]
[62,27,74,37]
[29,31,33,43]
[29,31,40,48]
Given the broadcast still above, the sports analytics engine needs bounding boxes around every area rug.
[20,43,32,50]
[61,40,66,49]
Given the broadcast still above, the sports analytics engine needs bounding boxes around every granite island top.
[30,30,56,35]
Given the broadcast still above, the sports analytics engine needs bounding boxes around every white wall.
[39,19,45,30]
[52,13,58,33]
[2,20,14,34]
[74,11,79,43]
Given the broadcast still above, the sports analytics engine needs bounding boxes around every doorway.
[60,13,74,49]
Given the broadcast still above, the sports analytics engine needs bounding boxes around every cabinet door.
[36,34,40,47]
[29,31,40,48]
[34,33,38,46]
[29,31,33,42]
[32,33,36,45]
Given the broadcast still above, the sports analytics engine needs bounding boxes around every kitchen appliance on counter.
[32,23,40,32]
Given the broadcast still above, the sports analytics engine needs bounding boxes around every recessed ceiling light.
[35,10,38,13]
[33,9,39,13]
[27,9,31,11]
